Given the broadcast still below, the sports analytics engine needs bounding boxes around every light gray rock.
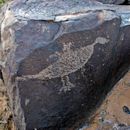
[1,0,130,130]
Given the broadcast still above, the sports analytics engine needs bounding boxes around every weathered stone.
[0,4,8,78]
[97,0,125,4]
[1,0,130,130]
[119,127,130,130]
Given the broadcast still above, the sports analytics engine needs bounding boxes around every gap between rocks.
[120,0,130,5]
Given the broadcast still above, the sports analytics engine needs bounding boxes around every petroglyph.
[59,76,75,93]
[17,37,109,81]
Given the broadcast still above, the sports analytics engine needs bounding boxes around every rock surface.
[97,0,125,4]
[0,0,130,130]
[82,71,130,130]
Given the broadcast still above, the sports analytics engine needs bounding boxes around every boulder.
[1,0,130,130]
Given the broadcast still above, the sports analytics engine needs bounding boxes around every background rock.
[83,71,130,130]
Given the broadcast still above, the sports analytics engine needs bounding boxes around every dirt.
[1,71,130,130]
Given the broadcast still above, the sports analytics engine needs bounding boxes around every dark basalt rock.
[0,0,130,130]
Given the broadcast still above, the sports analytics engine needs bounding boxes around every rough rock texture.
[0,0,130,130]
[97,0,125,4]
[82,71,130,130]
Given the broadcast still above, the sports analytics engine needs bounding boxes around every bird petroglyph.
[17,37,109,81]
